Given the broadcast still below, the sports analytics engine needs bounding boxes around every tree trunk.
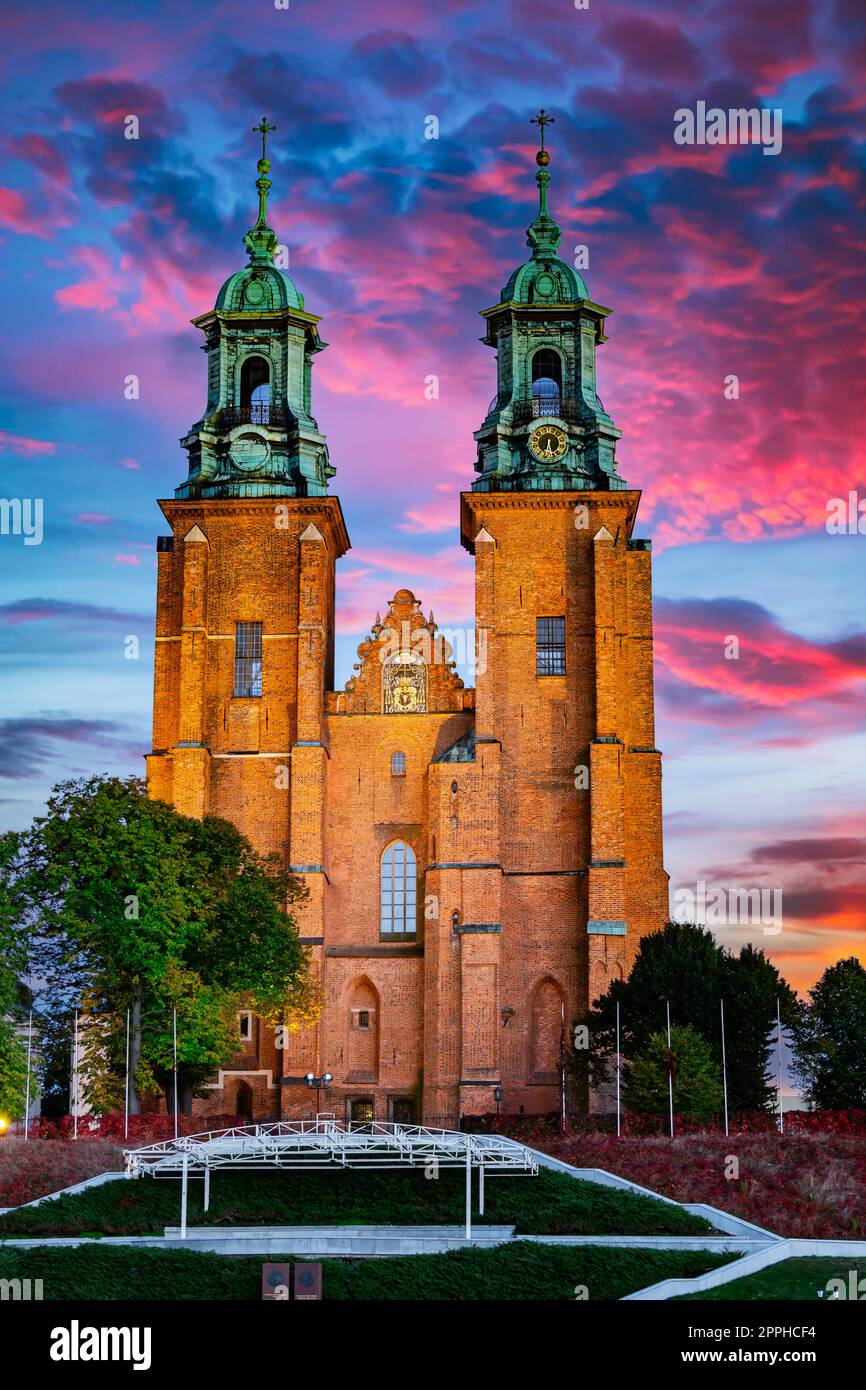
[163,1078,194,1116]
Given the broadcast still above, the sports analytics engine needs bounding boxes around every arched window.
[347,977,379,1082]
[380,840,417,938]
[531,349,562,418]
[240,355,270,424]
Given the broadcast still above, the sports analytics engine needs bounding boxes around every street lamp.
[304,1071,333,1119]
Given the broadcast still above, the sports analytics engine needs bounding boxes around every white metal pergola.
[124,1117,538,1240]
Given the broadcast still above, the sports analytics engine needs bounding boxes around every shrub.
[0,1241,734,1301]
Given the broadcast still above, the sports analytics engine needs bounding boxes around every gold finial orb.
[536,148,550,166]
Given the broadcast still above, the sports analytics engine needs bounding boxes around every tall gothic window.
[536,616,566,676]
[234,621,263,697]
[531,348,562,418]
[380,840,417,938]
[240,355,270,424]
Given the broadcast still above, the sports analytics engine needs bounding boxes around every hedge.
[0,1241,734,1301]
[0,1166,712,1238]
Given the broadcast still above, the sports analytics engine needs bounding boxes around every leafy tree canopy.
[574,922,800,1113]
[791,956,866,1110]
[3,776,316,1114]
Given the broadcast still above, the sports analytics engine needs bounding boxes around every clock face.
[230,431,270,472]
[529,423,568,462]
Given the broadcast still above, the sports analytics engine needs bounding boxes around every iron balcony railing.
[216,404,291,430]
[511,394,581,424]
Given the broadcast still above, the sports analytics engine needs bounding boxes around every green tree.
[0,1019,28,1122]
[573,922,799,1113]
[722,943,798,1111]
[0,833,28,1122]
[791,957,866,1109]
[624,1025,724,1118]
[4,776,317,1115]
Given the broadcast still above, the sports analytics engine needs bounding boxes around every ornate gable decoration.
[383,649,427,714]
[331,589,472,716]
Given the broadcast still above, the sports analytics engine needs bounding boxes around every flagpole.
[720,998,729,1138]
[559,1000,568,1136]
[124,1008,130,1141]
[615,999,621,1138]
[73,1010,79,1141]
[666,999,674,1139]
[173,1007,179,1140]
[776,997,784,1135]
[24,1010,33,1141]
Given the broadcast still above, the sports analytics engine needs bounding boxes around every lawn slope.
[0,1241,733,1300]
[0,1166,713,1237]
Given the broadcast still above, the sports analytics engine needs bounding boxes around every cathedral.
[146,115,669,1125]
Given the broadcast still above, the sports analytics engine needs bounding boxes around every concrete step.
[160,1223,516,1255]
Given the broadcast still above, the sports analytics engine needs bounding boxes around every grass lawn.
[0,1241,734,1301]
[0,1166,714,1238]
[675,1257,866,1301]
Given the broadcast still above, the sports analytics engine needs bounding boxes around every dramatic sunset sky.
[0,0,863,994]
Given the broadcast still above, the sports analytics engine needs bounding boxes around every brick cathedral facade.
[147,120,669,1125]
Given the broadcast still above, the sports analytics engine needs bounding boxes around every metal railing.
[512,394,581,424]
[216,404,290,430]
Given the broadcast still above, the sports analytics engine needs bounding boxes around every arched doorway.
[240,355,270,423]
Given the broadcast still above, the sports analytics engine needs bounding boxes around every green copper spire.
[471,110,625,495]
[243,116,279,265]
[526,108,562,258]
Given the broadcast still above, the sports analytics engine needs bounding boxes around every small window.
[238,1011,252,1041]
[357,1010,370,1030]
[391,751,406,776]
[234,621,263,697]
[536,616,566,676]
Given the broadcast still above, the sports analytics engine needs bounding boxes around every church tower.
[431,111,669,1118]
[147,123,349,1114]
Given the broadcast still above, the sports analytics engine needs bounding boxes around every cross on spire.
[252,116,276,162]
[245,118,279,265]
[530,108,555,153]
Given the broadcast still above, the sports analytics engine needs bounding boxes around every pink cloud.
[55,245,123,312]
[0,430,56,456]
[654,598,866,719]
[0,186,33,234]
